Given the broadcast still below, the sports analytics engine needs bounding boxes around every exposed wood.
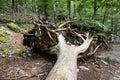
[58,20,72,28]
[23,20,109,54]
[23,20,110,80]
[77,43,102,58]
[46,33,93,80]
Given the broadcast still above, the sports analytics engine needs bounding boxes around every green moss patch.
[103,56,113,64]
[0,31,4,36]
[0,36,7,43]
[2,46,11,55]
[7,23,20,32]
[15,47,28,56]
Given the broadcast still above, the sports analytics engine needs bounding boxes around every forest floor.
[0,31,120,80]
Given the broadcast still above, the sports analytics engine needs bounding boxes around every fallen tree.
[23,20,110,80]
[46,33,93,80]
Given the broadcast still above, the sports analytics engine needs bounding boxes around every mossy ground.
[0,23,33,56]
[0,36,7,43]
[1,45,11,55]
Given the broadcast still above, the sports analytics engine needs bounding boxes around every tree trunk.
[46,49,77,80]
[53,0,56,24]
[102,8,108,24]
[73,0,77,18]
[67,0,71,20]
[11,0,15,10]
[110,8,114,32]
[46,34,93,80]
[114,9,118,35]
[44,1,48,20]
[92,0,97,19]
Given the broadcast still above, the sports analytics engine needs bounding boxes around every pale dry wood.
[46,33,93,80]
[77,43,102,58]
[58,20,72,28]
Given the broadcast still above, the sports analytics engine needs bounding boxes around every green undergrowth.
[0,36,7,43]
[73,18,111,33]
[15,47,28,56]
[7,22,33,33]
[7,22,20,32]
[18,24,33,33]
[0,27,8,43]
[72,19,111,47]
[103,56,113,64]
[0,23,32,56]
[93,57,113,64]
[1,45,11,55]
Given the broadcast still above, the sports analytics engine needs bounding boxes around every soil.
[0,33,120,80]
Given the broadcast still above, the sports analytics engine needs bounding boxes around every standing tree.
[11,0,15,10]
[92,0,97,19]
[52,0,56,23]
[67,0,71,19]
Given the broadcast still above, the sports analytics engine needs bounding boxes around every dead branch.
[75,32,93,54]
[58,20,72,28]
[23,20,109,58]
[74,31,85,41]
[77,43,102,58]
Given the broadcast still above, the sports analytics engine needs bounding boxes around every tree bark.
[44,0,48,20]
[67,0,71,20]
[11,0,15,10]
[102,8,108,24]
[92,0,97,19]
[73,0,77,18]
[53,0,56,24]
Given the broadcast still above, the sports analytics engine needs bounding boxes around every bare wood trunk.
[46,50,77,80]
[46,34,93,80]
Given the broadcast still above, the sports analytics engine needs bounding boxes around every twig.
[87,43,102,56]
[55,28,67,31]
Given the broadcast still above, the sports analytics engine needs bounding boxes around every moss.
[7,23,20,32]
[0,36,7,43]
[0,31,4,36]
[18,24,33,32]
[2,46,11,54]
[15,47,28,56]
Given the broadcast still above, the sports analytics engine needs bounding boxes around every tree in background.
[0,0,120,37]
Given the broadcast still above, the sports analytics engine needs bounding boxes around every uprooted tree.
[23,20,110,80]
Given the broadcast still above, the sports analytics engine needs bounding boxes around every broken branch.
[58,20,72,28]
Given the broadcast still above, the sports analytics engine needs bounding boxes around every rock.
[27,53,32,57]
[19,69,26,75]
[16,67,21,72]
[79,66,89,70]
[101,60,108,65]
[8,54,12,58]
[5,31,13,35]
[2,54,6,57]
[0,27,3,31]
